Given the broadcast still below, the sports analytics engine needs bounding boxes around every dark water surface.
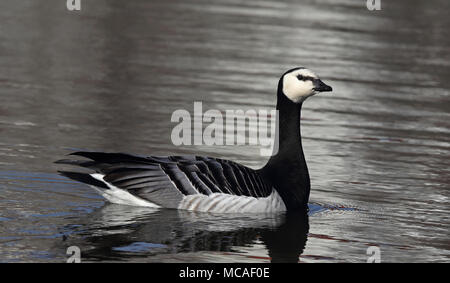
[0,0,449,262]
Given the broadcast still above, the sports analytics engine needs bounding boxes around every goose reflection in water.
[61,205,309,263]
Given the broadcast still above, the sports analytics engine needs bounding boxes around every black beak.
[313,79,332,92]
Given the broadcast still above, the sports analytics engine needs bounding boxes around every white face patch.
[282,68,319,103]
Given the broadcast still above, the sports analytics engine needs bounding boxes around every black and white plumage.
[57,67,332,213]
[57,153,282,213]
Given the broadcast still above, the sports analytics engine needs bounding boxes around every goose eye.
[297,75,304,80]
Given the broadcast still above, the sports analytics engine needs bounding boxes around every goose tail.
[58,170,109,189]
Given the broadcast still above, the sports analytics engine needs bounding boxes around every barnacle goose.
[57,67,332,213]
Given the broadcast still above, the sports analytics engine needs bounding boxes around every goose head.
[280,67,332,103]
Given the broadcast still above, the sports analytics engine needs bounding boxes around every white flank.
[89,174,286,213]
[178,190,286,213]
[90,173,160,208]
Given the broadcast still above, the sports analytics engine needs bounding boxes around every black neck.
[261,79,310,210]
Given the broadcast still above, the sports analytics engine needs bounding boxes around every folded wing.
[57,152,272,209]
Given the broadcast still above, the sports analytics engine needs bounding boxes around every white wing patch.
[178,190,286,213]
[90,173,161,208]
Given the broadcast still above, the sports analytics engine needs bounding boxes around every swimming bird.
[57,67,332,213]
